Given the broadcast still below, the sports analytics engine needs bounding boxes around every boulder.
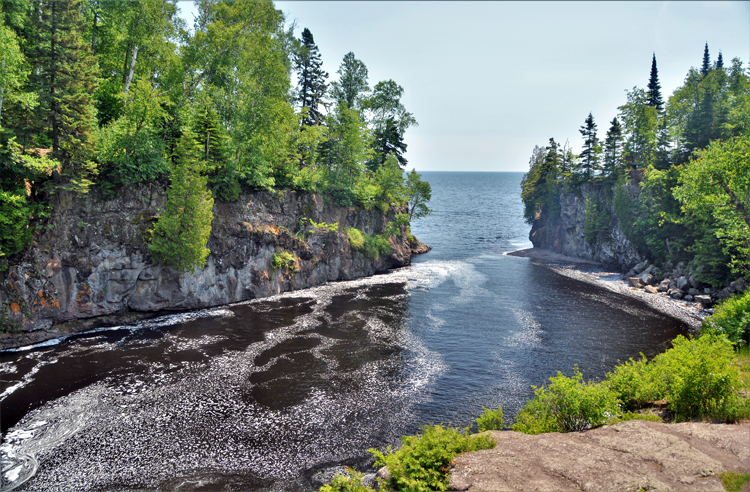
[730,278,746,293]
[628,277,644,288]
[694,294,712,308]
[670,290,683,300]
[717,288,733,300]
[670,276,690,292]
[684,294,694,302]
[657,280,670,293]
[644,285,659,294]
[632,260,649,275]
[688,288,701,296]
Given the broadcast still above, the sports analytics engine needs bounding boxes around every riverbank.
[506,248,705,330]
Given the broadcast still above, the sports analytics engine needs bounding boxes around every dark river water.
[0,172,687,491]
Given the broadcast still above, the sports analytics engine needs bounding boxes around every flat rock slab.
[449,420,750,491]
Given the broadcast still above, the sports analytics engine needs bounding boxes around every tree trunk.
[123,45,139,99]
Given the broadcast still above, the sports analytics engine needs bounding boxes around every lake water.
[0,172,687,491]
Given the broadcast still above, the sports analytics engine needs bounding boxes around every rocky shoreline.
[506,248,710,330]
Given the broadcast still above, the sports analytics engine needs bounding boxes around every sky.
[178,1,750,172]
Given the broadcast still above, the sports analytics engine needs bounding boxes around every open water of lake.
[0,172,687,491]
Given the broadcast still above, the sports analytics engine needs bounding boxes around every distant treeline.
[0,0,431,270]
[522,46,750,287]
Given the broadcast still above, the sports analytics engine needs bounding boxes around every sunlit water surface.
[0,172,687,491]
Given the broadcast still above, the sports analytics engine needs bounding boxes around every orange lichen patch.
[10,302,21,314]
[33,291,60,309]
[76,284,91,303]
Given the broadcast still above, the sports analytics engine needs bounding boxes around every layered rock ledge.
[0,186,416,349]
[449,420,750,492]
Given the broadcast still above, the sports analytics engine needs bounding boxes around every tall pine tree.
[295,28,328,127]
[716,51,724,69]
[701,43,711,77]
[603,117,623,177]
[34,0,99,191]
[647,53,664,113]
[577,112,600,180]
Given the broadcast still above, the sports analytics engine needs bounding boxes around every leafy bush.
[515,368,621,433]
[511,395,557,435]
[702,290,750,347]
[307,219,339,233]
[318,468,374,492]
[363,234,392,260]
[369,424,495,492]
[271,249,296,270]
[475,405,504,432]
[606,411,662,425]
[607,334,747,421]
[346,228,365,250]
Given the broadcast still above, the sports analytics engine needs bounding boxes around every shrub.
[606,355,664,411]
[318,468,374,492]
[363,234,391,260]
[606,411,662,425]
[346,228,365,250]
[702,290,750,347]
[513,368,621,434]
[307,219,339,233]
[720,472,750,492]
[369,424,495,492]
[271,249,296,270]
[583,194,611,245]
[475,405,504,432]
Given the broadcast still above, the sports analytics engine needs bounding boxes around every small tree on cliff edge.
[149,131,214,272]
[577,112,601,180]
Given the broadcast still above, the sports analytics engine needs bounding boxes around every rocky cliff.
[0,185,413,347]
[529,180,643,270]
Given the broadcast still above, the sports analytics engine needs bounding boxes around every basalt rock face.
[529,180,644,270]
[0,185,411,345]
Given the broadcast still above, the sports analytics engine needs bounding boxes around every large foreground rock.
[449,420,750,491]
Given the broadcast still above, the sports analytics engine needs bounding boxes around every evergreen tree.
[716,51,724,69]
[33,0,99,191]
[149,131,214,272]
[295,28,328,127]
[577,112,601,180]
[330,52,369,110]
[654,117,672,170]
[603,117,623,177]
[701,43,711,77]
[647,53,664,113]
[368,117,407,171]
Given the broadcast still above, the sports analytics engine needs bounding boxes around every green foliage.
[674,134,750,278]
[512,368,620,434]
[607,334,746,421]
[720,472,750,492]
[363,234,392,260]
[583,194,611,245]
[318,468,374,492]
[346,227,365,250]
[702,290,750,347]
[148,132,214,272]
[404,169,431,222]
[383,214,409,237]
[307,219,339,233]
[271,249,296,270]
[475,405,504,432]
[369,424,495,492]
[521,144,560,225]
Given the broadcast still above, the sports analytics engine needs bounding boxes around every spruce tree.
[368,117,407,171]
[577,112,601,180]
[34,0,99,191]
[716,51,724,69]
[647,53,664,113]
[701,43,711,77]
[149,131,214,272]
[603,117,623,177]
[295,28,328,127]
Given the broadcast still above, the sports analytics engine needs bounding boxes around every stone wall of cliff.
[0,185,412,346]
[529,180,644,270]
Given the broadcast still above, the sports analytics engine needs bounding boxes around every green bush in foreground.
[720,472,750,492]
[475,405,504,432]
[702,290,750,347]
[319,468,374,492]
[512,368,620,434]
[369,424,495,492]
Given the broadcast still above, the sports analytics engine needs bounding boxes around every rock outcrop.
[449,420,750,492]
[0,185,414,347]
[529,181,643,270]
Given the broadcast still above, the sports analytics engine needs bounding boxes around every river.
[0,172,687,491]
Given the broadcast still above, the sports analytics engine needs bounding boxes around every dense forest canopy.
[0,0,430,270]
[522,47,750,286]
